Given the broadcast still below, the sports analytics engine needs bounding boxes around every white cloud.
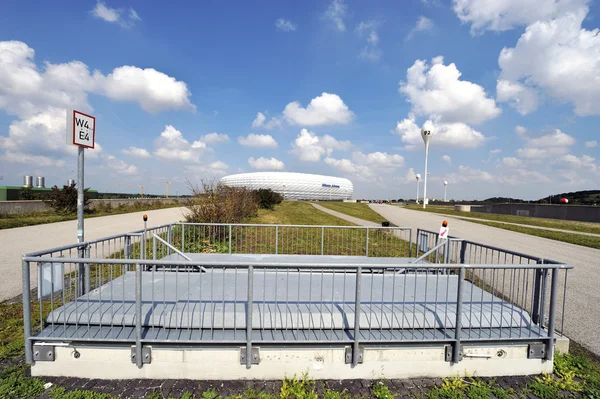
[353,151,404,167]
[490,148,502,154]
[585,140,598,148]
[209,160,228,170]
[291,129,352,162]
[92,1,141,27]
[248,157,285,170]
[446,165,496,184]
[496,80,539,115]
[324,151,404,180]
[200,132,229,144]
[502,157,522,167]
[515,125,527,137]
[100,66,194,113]
[283,92,354,126]
[106,155,137,175]
[393,114,486,149]
[324,0,347,31]
[153,125,206,162]
[516,129,575,159]
[441,155,452,164]
[122,146,150,158]
[498,8,600,116]
[356,21,382,61]
[252,112,266,128]
[264,116,282,129]
[238,133,278,148]
[559,154,596,170]
[275,18,297,32]
[399,57,500,124]
[453,0,588,34]
[407,16,434,39]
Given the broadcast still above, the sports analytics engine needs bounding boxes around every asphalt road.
[369,204,600,356]
[0,207,189,301]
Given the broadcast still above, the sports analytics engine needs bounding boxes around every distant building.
[220,172,353,201]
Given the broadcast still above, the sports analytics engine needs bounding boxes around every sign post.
[66,110,96,256]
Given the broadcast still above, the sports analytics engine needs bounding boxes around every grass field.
[314,202,386,223]
[404,204,600,235]
[0,200,185,230]
[249,201,354,226]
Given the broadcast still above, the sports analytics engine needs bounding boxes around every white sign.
[438,226,449,240]
[66,110,95,148]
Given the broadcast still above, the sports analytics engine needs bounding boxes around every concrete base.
[32,344,553,380]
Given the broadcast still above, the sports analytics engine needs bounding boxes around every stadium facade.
[220,172,353,200]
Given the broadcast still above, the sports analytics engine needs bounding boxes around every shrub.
[19,187,38,200]
[185,179,259,224]
[43,183,90,214]
[256,188,284,210]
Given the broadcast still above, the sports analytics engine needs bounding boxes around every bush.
[19,187,38,200]
[185,179,259,224]
[256,188,284,210]
[43,183,90,214]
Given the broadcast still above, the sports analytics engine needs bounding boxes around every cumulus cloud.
[393,114,486,149]
[516,129,575,159]
[283,93,354,126]
[490,149,502,154]
[325,151,404,180]
[200,132,229,144]
[106,155,137,175]
[291,129,352,162]
[252,112,266,128]
[209,160,228,170]
[453,0,589,34]
[399,57,500,124]
[324,0,347,31]
[498,8,600,116]
[446,165,496,184]
[238,134,278,148]
[122,146,150,158]
[496,80,539,115]
[356,21,382,61]
[248,157,285,170]
[153,125,207,162]
[275,18,297,32]
[92,1,141,28]
[585,140,598,148]
[502,157,522,167]
[441,155,452,164]
[406,16,434,39]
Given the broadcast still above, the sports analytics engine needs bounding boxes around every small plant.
[427,377,467,399]
[244,387,275,399]
[527,376,559,399]
[49,387,112,398]
[255,188,284,210]
[0,365,45,399]
[372,380,395,399]
[202,388,222,399]
[322,388,350,399]
[280,374,318,399]
[44,183,90,214]
[147,391,162,399]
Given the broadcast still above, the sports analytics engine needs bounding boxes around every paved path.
[0,207,189,301]
[413,210,600,238]
[367,204,600,356]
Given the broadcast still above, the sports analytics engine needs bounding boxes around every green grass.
[404,204,600,235]
[0,200,185,230]
[314,202,386,224]
[248,201,354,226]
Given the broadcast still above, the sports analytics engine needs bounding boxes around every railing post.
[153,236,157,260]
[78,245,85,296]
[532,260,543,325]
[135,259,143,368]
[228,224,232,254]
[545,268,559,361]
[22,259,33,364]
[321,227,325,255]
[167,225,172,256]
[181,223,185,252]
[453,267,465,363]
[416,229,421,257]
[459,240,467,264]
[85,244,91,294]
[444,239,450,264]
[246,265,254,369]
[365,227,369,257]
[408,229,413,258]
[352,265,362,367]
[275,225,279,255]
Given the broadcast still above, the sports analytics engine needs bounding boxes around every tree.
[20,187,37,200]
[255,189,284,210]
[44,183,90,214]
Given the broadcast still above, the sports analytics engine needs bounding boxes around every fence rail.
[22,223,572,370]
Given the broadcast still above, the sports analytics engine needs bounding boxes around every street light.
[444,180,448,202]
[421,127,433,209]
[415,174,421,204]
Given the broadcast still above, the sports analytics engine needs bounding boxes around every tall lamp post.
[415,174,421,204]
[444,180,448,202]
[421,127,433,209]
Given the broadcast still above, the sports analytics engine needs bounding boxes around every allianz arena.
[220,172,353,200]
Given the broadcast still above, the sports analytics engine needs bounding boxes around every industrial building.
[0,176,98,201]
[220,172,353,200]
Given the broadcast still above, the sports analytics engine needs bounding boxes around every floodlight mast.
[421,127,433,209]
[416,173,421,204]
[444,180,448,202]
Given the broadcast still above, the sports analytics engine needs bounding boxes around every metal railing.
[21,223,572,370]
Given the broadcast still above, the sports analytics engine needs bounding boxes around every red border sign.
[72,110,96,149]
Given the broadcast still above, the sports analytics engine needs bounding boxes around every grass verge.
[0,200,186,230]
[248,201,354,226]
[314,202,386,224]
[403,204,600,235]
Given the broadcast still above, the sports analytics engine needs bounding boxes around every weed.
[280,374,318,399]
[0,364,45,398]
[244,387,275,399]
[322,388,350,399]
[147,391,162,399]
[527,377,559,399]
[49,386,112,398]
[202,387,222,399]
[490,387,508,399]
[372,380,395,399]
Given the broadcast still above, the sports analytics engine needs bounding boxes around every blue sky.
[0,0,599,200]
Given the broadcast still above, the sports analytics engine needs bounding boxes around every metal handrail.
[412,238,458,263]
[179,222,412,230]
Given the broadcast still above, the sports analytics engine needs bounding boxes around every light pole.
[421,127,433,209]
[283,184,286,200]
[415,174,421,204]
[444,180,448,202]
